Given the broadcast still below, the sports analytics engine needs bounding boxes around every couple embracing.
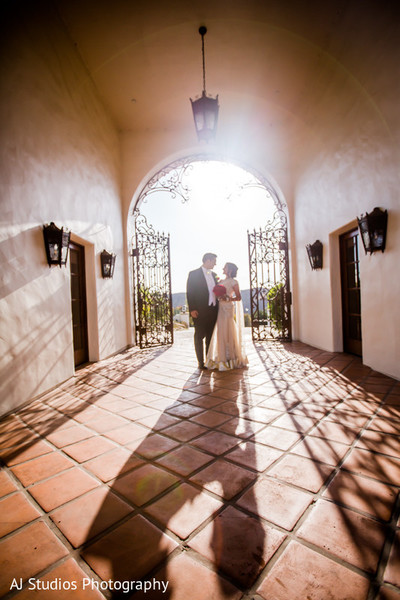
[186,252,249,371]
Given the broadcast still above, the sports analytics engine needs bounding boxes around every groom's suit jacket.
[186,267,218,315]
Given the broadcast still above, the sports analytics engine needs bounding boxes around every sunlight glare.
[138,161,277,293]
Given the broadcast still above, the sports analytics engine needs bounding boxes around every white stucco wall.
[294,90,400,379]
[0,4,126,415]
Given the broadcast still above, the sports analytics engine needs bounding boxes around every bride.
[205,262,248,371]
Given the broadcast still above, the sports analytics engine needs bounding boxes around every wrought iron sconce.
[100,250,116,278]
[43,222,71,267]
[190,26,219,142]
[357,207,388,254]
[306,240,323,270]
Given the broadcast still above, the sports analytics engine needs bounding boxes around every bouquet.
[213,283,228,300]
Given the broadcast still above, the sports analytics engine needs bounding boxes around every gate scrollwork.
[132,211,173,349]
[248,208,292,342]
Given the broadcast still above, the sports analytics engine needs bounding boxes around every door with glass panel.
[340,229,362,356]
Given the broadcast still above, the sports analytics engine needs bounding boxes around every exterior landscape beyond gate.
[248,209,292,342]
[132,211,173,348]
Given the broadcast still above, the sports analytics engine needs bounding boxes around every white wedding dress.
[205,277,248,371]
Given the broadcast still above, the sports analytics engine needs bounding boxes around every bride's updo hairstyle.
[226,262,238,278]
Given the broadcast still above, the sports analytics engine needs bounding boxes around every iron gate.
[132,211,173,348]
[248,209,292,341]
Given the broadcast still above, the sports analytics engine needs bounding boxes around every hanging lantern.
[357,207,388,254]
[190,26,219,142]
[43,222,71,267]
[306,240,323,270]
[100,250,116,278]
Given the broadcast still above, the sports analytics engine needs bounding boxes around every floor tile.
[163,420,209,441]
[0,470,17,497]
[83,448,143,482]
[297,499,387,572]
[191,410,232,427]
[237,477,313,530]
[136,412,181,431]
[0,492,41,537]
[103,422,149,444]
[189,505,286,587]
[384,530,400,588]
[309,421,361,445]
[341,448,400,486]
[291,436,349,466]
[242,406,282,424]
[127,433,180,458]
[323,470,398,521]
[81,514,177,581]
[218,417,264,438]
[12,558,104,599]
[213,400,241,416]
[190,459,256,499]
[1,331,398,600]
[82,413,129,433]
[156,445,213,476]
[0,426,40,449]
[272,413,318,433]
[132,552,242,600]
[368,416,400,435]
[62,436,116,462]
[376,587,400,600]
[356,430,400,458]
[227,441,282,472]
[257,541,370,600]
[0,440,54,467]
[113,463,179,506]
[0,521,68,596]
[166,403,205,418]
[50,487,133,547]
[46,424,95,448]
[251,426,303,450]
[119,402,158,417]
[268,454,334,492]
[11,452,74,486]
[325,409,371,428]
[144,482,223,539]
[191,431,240,455]
[29,467,100,511]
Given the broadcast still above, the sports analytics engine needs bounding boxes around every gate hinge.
[287,292,292,305]
[131,248,139,257]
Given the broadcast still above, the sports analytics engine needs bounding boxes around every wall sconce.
[306,240,323,270]
[190,26,219,142]
[100,250,116,278]
[357,207,388,254]
[43,222,71,267]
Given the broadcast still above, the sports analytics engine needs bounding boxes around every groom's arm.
[186,270,199,317]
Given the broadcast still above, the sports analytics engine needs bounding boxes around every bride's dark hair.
[226,262,238,278]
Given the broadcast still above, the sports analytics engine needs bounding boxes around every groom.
[186,253,219,369]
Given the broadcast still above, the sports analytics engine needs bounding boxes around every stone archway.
[128,154,291,347]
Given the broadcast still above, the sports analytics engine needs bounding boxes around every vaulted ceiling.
[54,0,399,146]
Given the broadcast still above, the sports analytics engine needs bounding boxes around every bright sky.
[138,161,276,293]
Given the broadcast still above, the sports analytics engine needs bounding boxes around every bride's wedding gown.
[205,277,248,371]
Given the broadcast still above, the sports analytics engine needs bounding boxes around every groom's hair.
[202,252,217,263]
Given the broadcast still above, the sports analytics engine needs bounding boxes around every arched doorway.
[129,155,291,348]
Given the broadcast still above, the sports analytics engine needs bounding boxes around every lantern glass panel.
[50,243,60,261]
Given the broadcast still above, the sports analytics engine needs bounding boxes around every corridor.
[0,330,399,599]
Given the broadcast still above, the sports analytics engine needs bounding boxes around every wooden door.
[340,229,362,356]
[69,242,89,366]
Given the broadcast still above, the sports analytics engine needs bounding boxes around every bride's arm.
[232,282,241,301]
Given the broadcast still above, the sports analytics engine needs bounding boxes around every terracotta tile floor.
[1,330,399,599]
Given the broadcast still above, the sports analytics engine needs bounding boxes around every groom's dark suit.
[186,267,218,367]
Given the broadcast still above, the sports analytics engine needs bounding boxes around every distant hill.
[173,289,251,314]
